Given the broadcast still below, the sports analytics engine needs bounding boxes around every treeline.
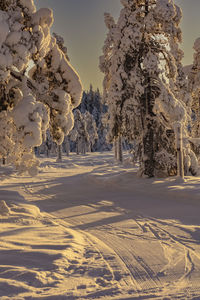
[35,86,112,157]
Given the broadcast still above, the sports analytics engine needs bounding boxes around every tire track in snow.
[136,216,200,294]
[92,228,163,295]
[41,214,139,298]
[83,231,141,294]
[20,182,146,294]
[51,205,198,298]
[83,214,200,299]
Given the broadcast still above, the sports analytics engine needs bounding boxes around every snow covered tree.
[114,136,123,163]
[95,111,112,152]
[188,38,200,159]
[45,130,52,157]
[100,0,197,177]
[78,91,88,113]
[29,33,82,146]
[78,85,103,125]
[70,110,89,155]
[57,144,62,162]
[63,135,70,156]
[52,32,69,61]
[0,0,82,175]
[0,111,14,163]
[84,111,98,152]
[189,39,200,136]
[99,13,116,107]
[77,86,111,152]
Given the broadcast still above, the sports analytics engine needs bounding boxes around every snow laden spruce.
[100,0,199,178]
[35,87,110,158]
[0,0,82,175]
[188,38,200,157]
[70,110,89,155]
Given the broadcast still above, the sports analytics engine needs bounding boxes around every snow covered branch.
[0,0,83,175]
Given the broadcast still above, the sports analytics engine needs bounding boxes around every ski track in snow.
[0,152,200,299]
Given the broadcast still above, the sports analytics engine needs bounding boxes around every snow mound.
[0,200,10,216]
[0,189,122,299]
[11,203,41,218]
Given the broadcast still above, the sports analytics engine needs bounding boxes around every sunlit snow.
[0,152,200,299]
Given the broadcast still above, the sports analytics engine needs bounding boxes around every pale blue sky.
[36,0,200,91]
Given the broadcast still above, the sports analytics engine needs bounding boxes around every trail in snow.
[0,152,200,299]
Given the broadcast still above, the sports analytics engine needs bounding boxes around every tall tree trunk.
[65,136,70,156]
[117,135,123,163]
[76,140,80,155]
[143,117,155,177]
[114,136,123,163]
[81,137,86,155]
[46,142,50,157]
[140,0,155,177]
[175,123,184,179]
[114,139,118,160]
[88,142,92,153]
[141,76,155,177]
[57,144,62,162]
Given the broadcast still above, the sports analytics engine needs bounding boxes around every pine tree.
[29,32,82,146]
[188,38,200,160]
[78,91,88,113]
[114,136,123,163]
[0,0,82,175]
[77,87,110,152]
[100,0,195,177]
[56,144,62,162]
[95,111,112,152]
[84,111,98,152]
[70,110,89,155]
[99,13,116,107]
[53,32,69,61]
[63,135,70,156]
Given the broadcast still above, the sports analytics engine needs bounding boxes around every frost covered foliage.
[69,110,89,155]
[99,13,116,104]
[0,0,82,175]
[29,32,82,145]
[84,111,98,152]
[78,86,111,152]
[100,0,198,177]
[187,38,200,158]
[52,32,69,61]
[189,39,200,136]
[78,86,103,124]
[0,111,14,160]
[36,87,111,156]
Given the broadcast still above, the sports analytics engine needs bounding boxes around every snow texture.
[0,152,200,299]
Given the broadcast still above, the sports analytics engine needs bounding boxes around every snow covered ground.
[0,152,200,299]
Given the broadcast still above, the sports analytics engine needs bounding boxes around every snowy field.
[0,152,200,300]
